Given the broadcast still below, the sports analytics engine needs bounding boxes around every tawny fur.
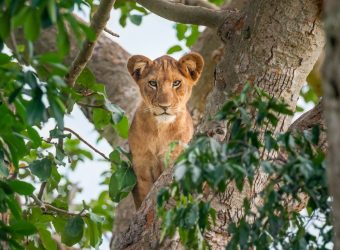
[127,53,204,208]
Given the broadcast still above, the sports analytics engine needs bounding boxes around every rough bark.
[189,28,222,115]
[113,0,325,249]
[323,0,340,248]
[289,101,327,151]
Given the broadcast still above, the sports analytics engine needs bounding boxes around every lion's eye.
[173,80,181,88]
[148,80,157,88]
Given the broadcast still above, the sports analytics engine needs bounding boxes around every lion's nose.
[159,104,171,111]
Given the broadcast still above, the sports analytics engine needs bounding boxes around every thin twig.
[104,27,120,37]
[65,0,117,87]
[64,127,110,161]
[77,102,106,109]
[30,194,88,217]
[10,33,20,61]
[37,182,47,200]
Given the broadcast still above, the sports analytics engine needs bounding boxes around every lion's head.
[127,53,204,123]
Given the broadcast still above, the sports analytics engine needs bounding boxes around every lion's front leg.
[131,151,158,209]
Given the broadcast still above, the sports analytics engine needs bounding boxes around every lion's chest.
[144,126,184,158]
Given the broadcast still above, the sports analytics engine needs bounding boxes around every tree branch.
[64,127,110,161]
[135,0,229,27]
[30,194,87,217]
[289,101,324,132]
[37,182,47,200]
[103,27,120,37]
[65,0,116,87]
[171,0,220,10]
[76,102,106,109]
[288,101,327,151]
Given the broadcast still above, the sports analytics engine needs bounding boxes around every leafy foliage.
[157,85,330,249]
[0,0,133,248]
[167,24,201,55]
[114,0,148,27]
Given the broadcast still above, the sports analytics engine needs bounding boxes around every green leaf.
[48,166,61,191]
[264,132,278,151]
[27,127,42,148]
[11,7,30,28]
[7,180,35,195]
[28,158,52,181]
[3,133,27,168]
[114,116,129,139]
[109,164,136,202]
[57,19,70,56]
[109,149,121,165]
[10,220,37,235]
[0,53,11,65]
[119,13,127,27]
[24,9,41,41]
[0,12,11,39]
[0,179,13,195]
[36,52,62,64]
[39,229,58,250]
[52,216,67,234]
[93,108,111,129]
[79,23,96,42]
[6,196,22,219]
[26,88,46,125]
[184,204,199,229]
[85,217,101,247]
[47,0,57,23]
[176,24,188,40]
[185,25,200,47]
[9,86,23,103]
[167,45,182,55]
[61,216,84,246]
[157,188,170,207]
[208,0,224,6]
[47,92,65,129]
[76,67,97,88]
[0,150,9,177]
[129,14,142,25]
[104,101,125,124]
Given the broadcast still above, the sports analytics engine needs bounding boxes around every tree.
[0,0,334,249]
[323,0,340,249]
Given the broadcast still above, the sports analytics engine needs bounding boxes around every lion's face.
[127,53,204,123]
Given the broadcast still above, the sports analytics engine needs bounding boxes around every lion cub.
[127,53,204,208]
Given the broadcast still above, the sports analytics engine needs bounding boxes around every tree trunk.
[112,0,325,249]
[323,0,340,248]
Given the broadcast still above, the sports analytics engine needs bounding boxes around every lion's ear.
[178,52,204,83]
[127,55,152,81]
